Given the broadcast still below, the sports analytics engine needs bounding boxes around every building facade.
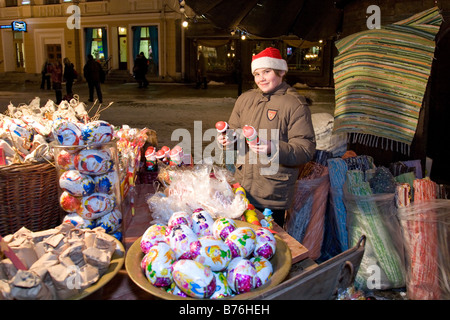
[0,0,187,81]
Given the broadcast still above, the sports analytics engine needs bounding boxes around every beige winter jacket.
[228,81,316,210]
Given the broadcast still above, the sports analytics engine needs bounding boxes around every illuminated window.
[197,40,235,73]
[91,28,105,59]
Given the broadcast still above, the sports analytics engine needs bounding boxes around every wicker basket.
[0,162,63,236]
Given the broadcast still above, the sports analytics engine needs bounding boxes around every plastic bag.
[286,170,329,260]
[344,170,406,290]
[147,164,246,224]
[398,199,450,300]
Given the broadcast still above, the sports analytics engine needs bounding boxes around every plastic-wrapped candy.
[166,224,199,260]
[94,171,119,194]
[4,117,34,153]
[81,120,114,144]
[166,282,188,297]
[169,145,183,167]
[96,208,122,234]
[142,242,176,287]
[62,213,96,229]
[210,271,233,299]
[144,146,157,171]
[225,227,256,258]
[250,256,273,285]
[191,208,214,237]
[59,170,95,197]
[77,193,115,220]
[55,149,76,170]
[226,257,261,294]
[253,227,277,259]
[212,217,237,241]
[74,148,113,175]
[60,191,82,213]
[172,259,216,298]
[190,236,232,272]
[140,224,167,254]
[52,119,84,146]
[168,211,193,229]
[21,115,51,137]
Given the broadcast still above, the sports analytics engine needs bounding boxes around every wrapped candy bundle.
[401,178,440,300]
[51,121,123,239]
[345,170,405,289]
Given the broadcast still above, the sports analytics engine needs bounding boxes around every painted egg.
[254,227,277,259]
[59,170,95,196]
[94,171,119,194]
[55,149,76,170]
[225,227,256,258]
[250,256,273,285]
[212,217,237,241]
[190,237,232,272]
[77,193,115,220]
[62,213,96,229]
[191,209,214,237]
[168,211,193,229]
[96,208,122,234]
[142,242,176,287]
[60,191,82,213]
[140,224,167,254]
[172,259,216,299]
[210,271,233,299]
[81,120,114,144]
[74,149,113,175]
[52,119,84,146]
[226,257,261,294]
[167,224,199,260]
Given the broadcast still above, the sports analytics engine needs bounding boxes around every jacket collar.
[260,82,289,100]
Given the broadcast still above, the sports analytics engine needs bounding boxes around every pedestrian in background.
[217,47,316,227]
[49,59,63,105]
[133,52,149,88]
[195,51,207,89]
[63,57,77,98]
[40,59,51,90]
[83,54,103,103]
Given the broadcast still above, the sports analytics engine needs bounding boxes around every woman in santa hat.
[217,47,316,228]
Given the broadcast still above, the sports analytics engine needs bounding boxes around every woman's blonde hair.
[63,57,71,64]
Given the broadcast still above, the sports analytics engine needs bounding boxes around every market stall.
[1,7,449,301]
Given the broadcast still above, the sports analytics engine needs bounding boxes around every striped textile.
[333,7,442,151]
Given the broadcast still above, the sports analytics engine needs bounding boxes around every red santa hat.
[251,47,288,74]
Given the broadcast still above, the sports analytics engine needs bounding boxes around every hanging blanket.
[333,7,442,153]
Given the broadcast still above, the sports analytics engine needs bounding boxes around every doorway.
[46,44,62,63]
[13,32,25,71]
[118,27,127,70]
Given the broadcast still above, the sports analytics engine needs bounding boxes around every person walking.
[63,57,77,98]
[48,59,63,105]
[216,47,316,227]
[195,51,207,89]
[133,52,149,88]
[83,54,103,103]
[40,59,51,90]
